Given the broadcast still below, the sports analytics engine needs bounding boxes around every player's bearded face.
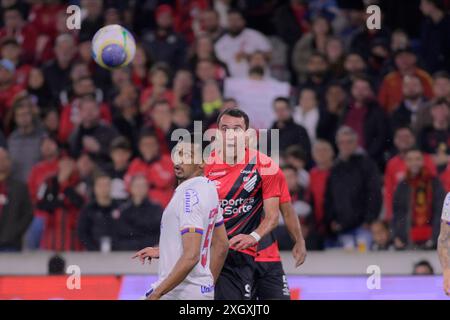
[217,116,247,160]
[172,142,203,181]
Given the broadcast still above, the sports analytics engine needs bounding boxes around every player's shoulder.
[180,176,215,194]
[249,149,280,175]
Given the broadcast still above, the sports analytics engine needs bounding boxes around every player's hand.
[292,239,307,268]
[443,269,450,296]
[132,247,160,264]
[229,234,258,251]
[146,291,162,300]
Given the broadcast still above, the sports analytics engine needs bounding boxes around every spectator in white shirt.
[214,9,271,78]
[294,88,320,143]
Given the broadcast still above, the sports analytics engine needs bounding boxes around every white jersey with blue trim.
[442,192,450,223]
[151,176,223,299]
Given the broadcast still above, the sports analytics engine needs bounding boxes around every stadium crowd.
[0,0,449,253]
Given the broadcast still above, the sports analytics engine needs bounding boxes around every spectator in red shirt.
[125,131,175,208]
[384,126,437,221]
[145,99,177,154]
[393,147,445,250]
[309,139,334,235]
[130,44,151,90]
[0,5,38,63]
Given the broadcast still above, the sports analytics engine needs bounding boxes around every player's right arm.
[438,192,450,295]
[210,222,229,283]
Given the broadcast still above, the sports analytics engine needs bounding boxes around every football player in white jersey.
[438,192,450,295]
[133,134,229,300]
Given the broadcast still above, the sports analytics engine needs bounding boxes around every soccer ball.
[92,24,136,70]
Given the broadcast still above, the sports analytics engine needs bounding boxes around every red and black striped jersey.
[204,148,280,257]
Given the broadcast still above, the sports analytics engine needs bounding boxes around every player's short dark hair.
[431,97,450,108]
[178,132,210,154]
[110,136,131,153]
[139,129,158,142]
[92,169,111,183]
[404,146,423,156]
[284,145,307,163]
[280,164,298,173]
[227,8,243,17]
[394,125,414,136]
[413,260,435,274]
[433,70,450,81]
[1,37,19,48]
[216,108,250,130]
[273,96,290,106]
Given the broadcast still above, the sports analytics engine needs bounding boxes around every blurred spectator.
[115,175,163,250]
[271,97,311,157]
[58,76,112,143]
[412,259,435,275]
[292,15,332,84]
[140,63,174,116]
[273,0,310,59]
[301,52,330,96]
[390,29,410,52]
[104,137,132,204]
[325,37,345,79]
[0,58,24,123]
[340,51,367,90]
[27,67,54,112]
[349,6,391,59]
[189,35,228,79]
[223,62,290,129]
[214,9,271,78]
[378,48,433,114]
[125,131,175,208]
[343,76,388,167]
[324,126,382,249]
[293,87,320,143]
[27,136,60,250]
[142,4,188,72]
[384,126,437,221]
[147,99,176,152]
[0,147,33,251]
[7,95,46,182]
[393,147,445,250]
[69,95,118,164]
[390,75,428,131]
[199,9,224,42]
[367,39,391,84]
[309,140,334,237]
[284,145,310,188]
[79,0,104,42]
[370,220,394,251]
[42,34,77,101]
[75,153,97,201]
[199,80,222,122]
[419,0,450,73]
[0,37,31,86]
[0,5,38,63]
[414,71,450,134]
[130,44,151,90]
[42,108,59,141]
[112,82,142,155]
[316,82,348,144]
[34,156,84,251]
[417,98,450,170]
[173,69,194,108]
[77,173,119,251]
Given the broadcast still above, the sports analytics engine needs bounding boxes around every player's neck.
[177,171,204,186]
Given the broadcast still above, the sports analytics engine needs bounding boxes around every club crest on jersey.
[244,175,257,192]
[184,189,199,214]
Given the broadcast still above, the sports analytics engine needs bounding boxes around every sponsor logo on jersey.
[184,189,199,214]
[220,197,255,216]
[209,170,227,176]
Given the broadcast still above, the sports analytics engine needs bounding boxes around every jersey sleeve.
[179,188,205,236]
[442,192,450,223]
[257,153,281,200]
[277,170,291,204]
[215,207,224,228]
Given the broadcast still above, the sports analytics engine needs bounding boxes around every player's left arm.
[230,197,280,251]
[280,201,307,267]
[437,192,450,295]
[147,232,202,300]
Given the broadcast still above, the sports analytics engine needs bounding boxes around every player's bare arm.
[437,221,450,295]
[209,224,229,283]
[132,247,160,265]
[230,197,280,251]
[147,233,202,300]
[280,202,307,267]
